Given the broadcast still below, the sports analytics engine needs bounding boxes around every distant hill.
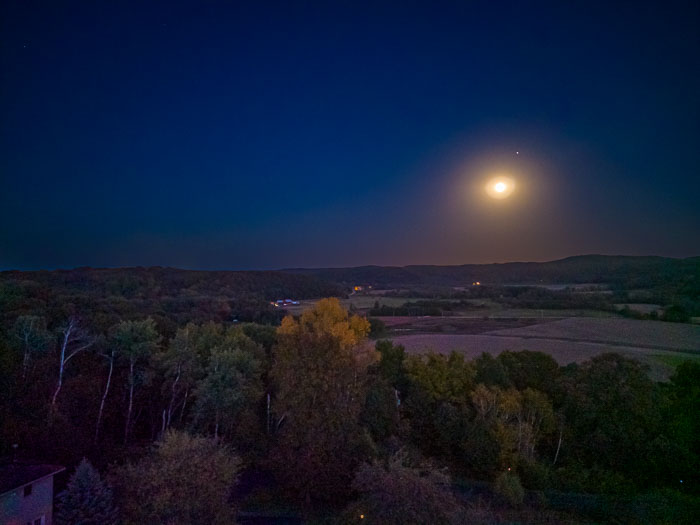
[1,257,697,329]
[0,267,345,329]
[0,266,344,299]
[283,255,700,289]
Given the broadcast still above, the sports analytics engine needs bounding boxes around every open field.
[503,283,610,291]
[282,299,700,380]
[486,317,700,352]
[287,295,621,319]
[378,316,555,332]
[273,295,434,315]
[342,295,428,309]
[388,317,700,381]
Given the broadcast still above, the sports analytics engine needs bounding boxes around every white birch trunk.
[95,350,114,443]
[51,319,74,408]
[125,358,135,444]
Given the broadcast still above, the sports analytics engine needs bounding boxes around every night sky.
[2,1,699,270]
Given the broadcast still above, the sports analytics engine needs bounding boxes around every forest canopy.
[0,279,698,523]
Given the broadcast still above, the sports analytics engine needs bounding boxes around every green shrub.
[517,458,551,490]
[494,471,525,507]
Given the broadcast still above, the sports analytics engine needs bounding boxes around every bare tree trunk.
[179,388,189,423]
[166,364,181,429]
[553,426,563,465]
[50,318,93,414]
[517,419,523,455]
[51,320,74,408]
[95,351,114,444]
[19,317,35,381]
[22,347,30,380]
[125,358,135,444]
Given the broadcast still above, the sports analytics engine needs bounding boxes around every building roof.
[0,463,65,497]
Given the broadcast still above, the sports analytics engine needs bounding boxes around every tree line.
[1,298,698,523]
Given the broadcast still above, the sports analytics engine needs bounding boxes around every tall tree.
[270,298,373,506]
[51,317,95,410]
[516,388,555,460]
[156,323,203,434]
[55,458,118,525]
[497,350,560,397]
[96,319,159,444]
[193,327,263,439]
[12,315,50,380]
[402,352,476,458]
[561,353,659,483]
[375,339,406,389]
[94,343,115,444]
[663,361,700,488]
[114,318,160,444]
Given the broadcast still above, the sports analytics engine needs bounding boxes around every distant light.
[494,182,506,193]
[360,514,365,519]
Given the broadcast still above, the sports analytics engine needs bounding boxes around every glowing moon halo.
[485,176,515,199]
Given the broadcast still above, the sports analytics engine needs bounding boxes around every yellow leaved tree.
[270,298,374,507]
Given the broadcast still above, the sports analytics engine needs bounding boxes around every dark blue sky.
[2,1,699,270]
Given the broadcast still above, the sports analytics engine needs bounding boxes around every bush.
[339,450,461,524]
[368,317,386,337]
[56,458,118,525]
[111,430,240,525]
[494,471,525,507]
[517,458,551,490]
[662,304,691,323]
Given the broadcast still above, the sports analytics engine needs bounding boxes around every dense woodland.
[1,267,699,523]
[0,267,345,333]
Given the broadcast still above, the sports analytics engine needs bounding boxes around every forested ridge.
[0,266,344,332]
[286,254,700,289]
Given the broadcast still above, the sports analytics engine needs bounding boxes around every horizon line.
[2,253,699,274]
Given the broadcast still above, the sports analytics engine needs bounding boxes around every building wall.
[0,476,55,525]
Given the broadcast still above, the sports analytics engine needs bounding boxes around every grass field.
[277,295,433,314]
[294,294,620,319]
[386,317,700,381]
[378,316,554,332]
[282,298,699,381]
[487,317,700,352]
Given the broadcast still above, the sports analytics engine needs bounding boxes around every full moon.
[485,176,515,199]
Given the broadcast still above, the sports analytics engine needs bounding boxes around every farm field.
[487,317,700,352]
[288,295,621,319]
[388,317,700,381]
[281,299,699,381]
[378,316,555,332]
[275,295,431,315]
